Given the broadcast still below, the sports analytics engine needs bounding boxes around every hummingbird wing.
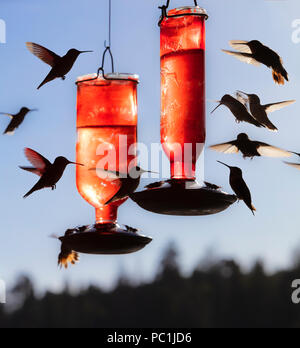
[23,148,52,175]
[284,162,300,170]
[263,100,296,114]
[0,112,13,118]
[229,41,252,53]
[26,42,61,67]
[222,50,261,67]
[254,142,292,158]
[19,167,44,177]
[209,141,239,154]
[89,168,121,181]
[235,92,249,109]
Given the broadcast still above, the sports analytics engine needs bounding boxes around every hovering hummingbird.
[90,166,157,205]
[238,91,295,132]
[20,148,83,198]
[26,42,93,89]
[57,230,80,269]
[218,161,256,215]
[210,133,292,159]
[0,107,38,135]
[222,40,289,85]
[211,94,264,128]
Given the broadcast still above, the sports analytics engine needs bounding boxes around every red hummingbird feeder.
[61,1,152,257]
[131,1,237,215]
[69,72,152,255]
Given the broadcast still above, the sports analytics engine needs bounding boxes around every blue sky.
[0,0,300,293]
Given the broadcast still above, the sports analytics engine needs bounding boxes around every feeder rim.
[172,6,208,13]
[158,6,208,26]
[76,73,140,85]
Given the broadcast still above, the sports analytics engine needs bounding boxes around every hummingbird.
[211,94,264,128]
[204,182,222,190]
[0,107,38,135]
[20,148,83,198]
[57,230,80,269]
[90,166,157,205]
[26,42,93,89]
[238,91,295,132]
[222,40,289,85]
[218,161,256,215]
[210,133,292,159]
[124,225,140,233]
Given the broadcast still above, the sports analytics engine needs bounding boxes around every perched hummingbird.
[204,182,222,190]
[26,42,93,89]
[211,94,264,128]
[90,166,157,205]
[124,225,140,233]
[222,40,289,85]
[20,148,83,198]
[210,133,292,159]
[218,161,256,215]
[238,91,295,132]
[0,107,38,135]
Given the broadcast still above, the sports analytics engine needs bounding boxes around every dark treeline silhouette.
[1,245,300,328]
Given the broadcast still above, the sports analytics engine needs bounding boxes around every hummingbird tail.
[272,70,285,85]
[251,205,256,216]
[23,188,35,198]
[37,79,47,90]
[23,182,41,198]
[58,250,79,269]
[37,72,56,90]
[265,122,278,132]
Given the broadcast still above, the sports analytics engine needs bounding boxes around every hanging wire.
[101,0,115,74]
[77,0,138,84]
[92,0,114,80]
[158,0,208,26]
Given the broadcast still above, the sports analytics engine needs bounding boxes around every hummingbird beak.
[217,161,232,169]
[29,109,38,112]
[69,161,84,166]
[211,102,222,114]
[233,42,249,46]
[80,50,93,54]
[140,169,159,175]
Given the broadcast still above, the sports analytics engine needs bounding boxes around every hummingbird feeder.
[64,1,152,257]
[131,0,237,215]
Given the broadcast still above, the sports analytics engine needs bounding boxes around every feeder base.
[131,180,237,216]
[59,223,152,255]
